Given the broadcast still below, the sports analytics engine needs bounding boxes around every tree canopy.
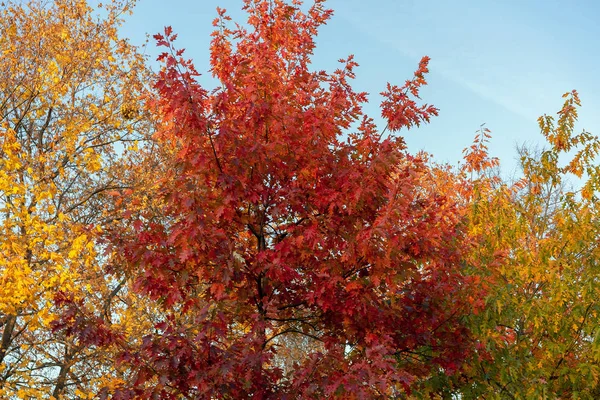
[1,0,599,399]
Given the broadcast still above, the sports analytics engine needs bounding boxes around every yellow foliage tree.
[431,92,600,399]
[0,0,154,397]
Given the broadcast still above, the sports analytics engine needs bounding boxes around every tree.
[89,0,480,398]
[446,91,600,399]
[0,0,153,397]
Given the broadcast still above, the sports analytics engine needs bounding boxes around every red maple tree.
[58,1,480,398]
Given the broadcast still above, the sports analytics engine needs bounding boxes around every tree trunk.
[0,314,17,365]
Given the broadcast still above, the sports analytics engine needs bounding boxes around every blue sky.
[120,0,600,175]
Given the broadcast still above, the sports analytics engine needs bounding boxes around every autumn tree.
[437,91,600,399]
[0,0,154,397]
[74,0,483,398]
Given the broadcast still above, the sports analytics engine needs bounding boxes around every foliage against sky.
[0,0,599,399]
[0,0,154,397]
